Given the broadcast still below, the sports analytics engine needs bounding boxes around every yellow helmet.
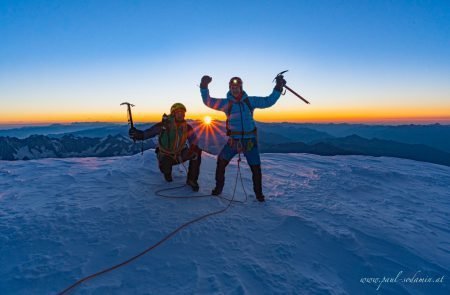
[170,103,186,114]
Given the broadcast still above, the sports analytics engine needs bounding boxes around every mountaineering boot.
[256,193,265,202]
[212,157,229,195]
[211,187,222,196]
[164,173,173,182]
[250,165,265,202]
[186,179,200,192]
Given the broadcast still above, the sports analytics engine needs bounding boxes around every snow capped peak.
[0,135,155,160]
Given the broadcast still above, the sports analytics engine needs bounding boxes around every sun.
[203,116,212,125]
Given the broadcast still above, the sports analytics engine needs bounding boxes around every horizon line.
[1,118,450,127]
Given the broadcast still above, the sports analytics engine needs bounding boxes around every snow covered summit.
[0,151,449,294]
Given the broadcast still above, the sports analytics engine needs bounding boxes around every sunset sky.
[1,0,449,125]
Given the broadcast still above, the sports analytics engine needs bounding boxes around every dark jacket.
[142,121,199,146]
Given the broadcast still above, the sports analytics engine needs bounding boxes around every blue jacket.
[201,88,282,139]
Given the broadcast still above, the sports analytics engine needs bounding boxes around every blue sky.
[1,0,449,123]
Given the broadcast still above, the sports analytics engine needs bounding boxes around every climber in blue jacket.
[200,75,286,202]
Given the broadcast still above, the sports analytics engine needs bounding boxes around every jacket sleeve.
[201,88,229,112]
[142,122,163,140]
[187,124,199,146]
[247,89,282,109]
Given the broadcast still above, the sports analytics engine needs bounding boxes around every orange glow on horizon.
[1,107,450,125]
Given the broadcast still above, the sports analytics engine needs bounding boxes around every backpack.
[158,114,188,156]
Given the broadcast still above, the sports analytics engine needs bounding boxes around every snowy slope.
[0,151,449,294]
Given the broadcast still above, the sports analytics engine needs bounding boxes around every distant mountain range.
[268,123,450,153]
[260,135,450,167]
[0,134,156,160]
[1,121,449,167]
[0,122,114,138]
[3,121,449,151]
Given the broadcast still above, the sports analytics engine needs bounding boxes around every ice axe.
[120,101,144,154]
[120,102,136,143]
[120,102,135,128]
[274,70,310,104]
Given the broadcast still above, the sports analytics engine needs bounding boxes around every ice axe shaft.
[274,70,310,105]
[120,102,144,154]
[120,102,136,144]
[120,102,135,128]
[284,85,310,104]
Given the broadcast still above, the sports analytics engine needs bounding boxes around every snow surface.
[0,151,449,294]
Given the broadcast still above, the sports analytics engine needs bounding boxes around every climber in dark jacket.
[129,103,202,192]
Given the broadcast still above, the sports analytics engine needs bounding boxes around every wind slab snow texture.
[0,151,449,294]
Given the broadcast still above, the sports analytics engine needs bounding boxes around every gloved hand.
[129,127,144,141]
[274,75,287,92]
[200,75,212,89]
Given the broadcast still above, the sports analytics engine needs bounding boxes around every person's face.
[174,110,185,122]
[230,85,242,97]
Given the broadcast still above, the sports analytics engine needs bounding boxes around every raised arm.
[247,89,282,109]
[247,76,286,109]
[200,75,228,112]
[201,89,229,112]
